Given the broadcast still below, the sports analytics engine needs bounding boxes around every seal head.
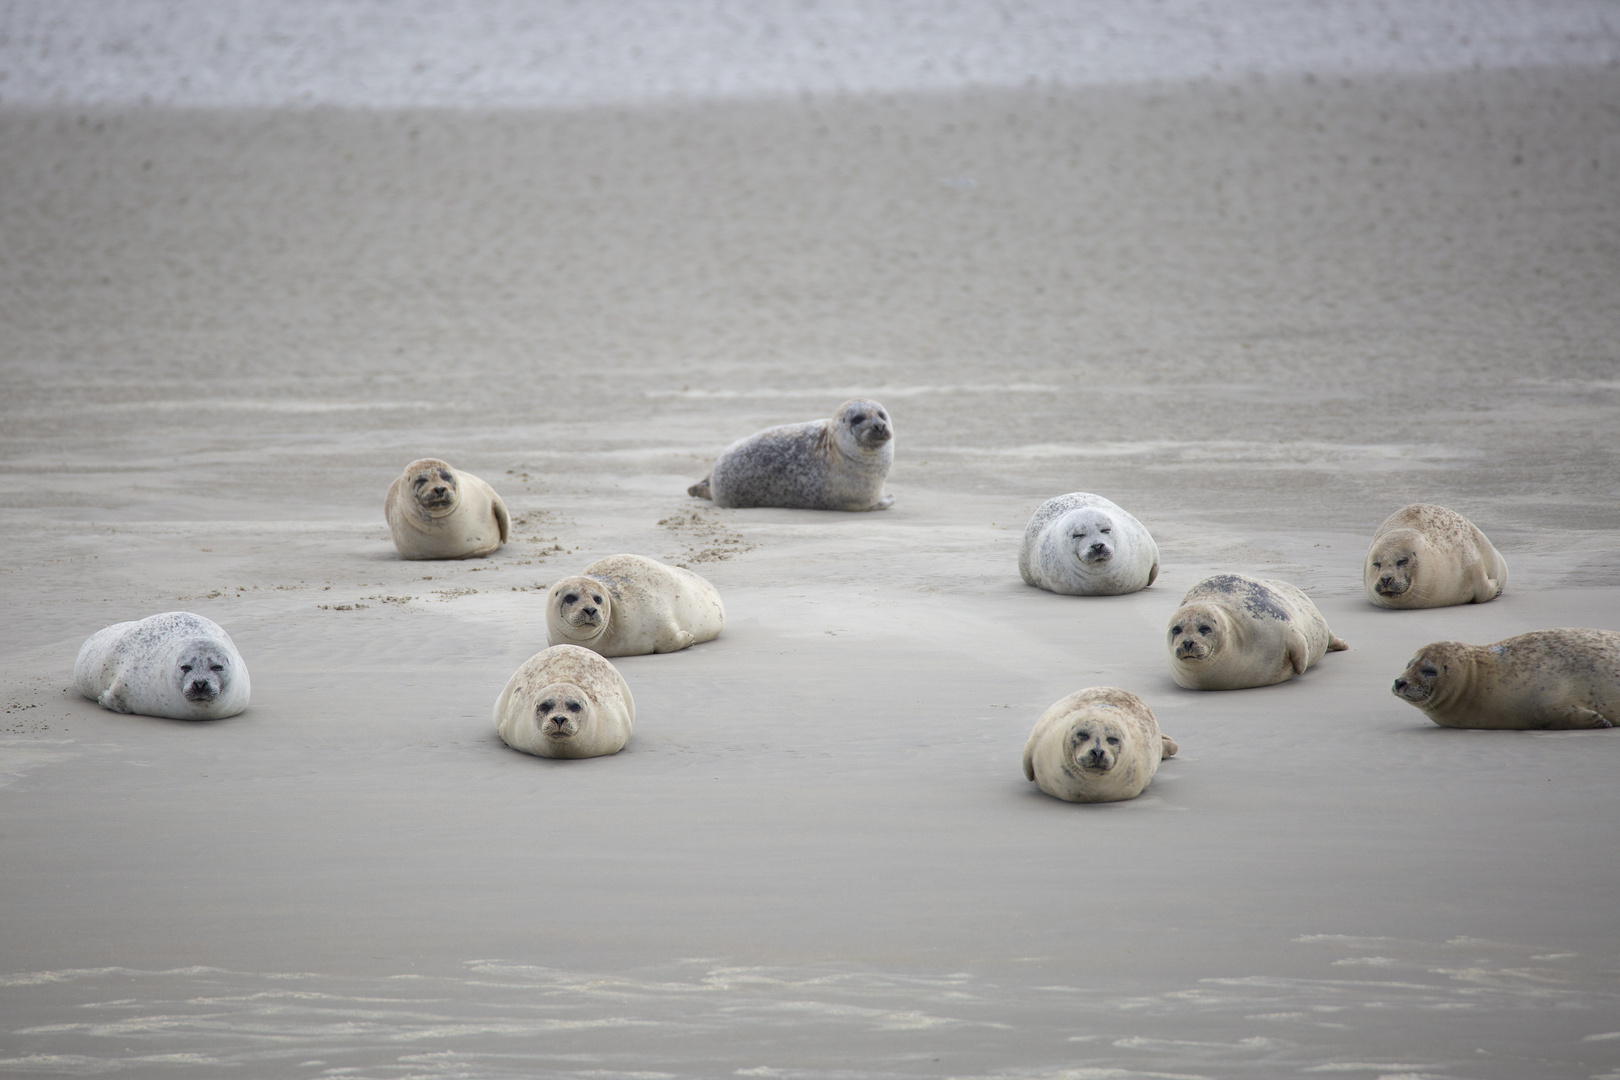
[1168,603,1227,665]
[404,458,460,517]
[1392,642,1458,706]
[548,576,612,646]
[174,640,235,705]
[835,399,893,454]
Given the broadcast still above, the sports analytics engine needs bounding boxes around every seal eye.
[209,664,224,672]
[1421,667,1438,677]
[180,664,193,673]
[563,593,578,604]
[1100,528,1111,534]
[413,477,427,487]
[1198,625,1212,635]
[1170,625,1182,635]
[592,595,603,604]
[1396,558,1408,567]
[1106,737,1120,745]
[566,701,582,713]
[1371,561,1381,569]
[439,470,453,482]
[539,699,555,712]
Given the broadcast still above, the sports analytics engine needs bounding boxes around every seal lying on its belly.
[1392,629,1619,729]
[1018,492,1159,595]
[493,644,635,759]
[74,611,251,720]
[1364,503,1507,608]
[688,399,894,511]
[1022,686,1178,803]
[1166,573,1348,690]
[547,554,724,657]
[385,457,510,559]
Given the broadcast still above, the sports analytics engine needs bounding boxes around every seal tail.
[1160,733,1179,759]
[1328,633,1350,652]
[687,476,712,500]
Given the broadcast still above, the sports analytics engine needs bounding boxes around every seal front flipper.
[874,494,895,510]
[1286,630,1310,675]
[688,476,712,499]
[492,495,511,545]
[1146,558,1159,588]
[1546,706,1612,730]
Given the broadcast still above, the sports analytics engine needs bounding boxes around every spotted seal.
[1365,504,1507,608]
[1018,492,1160,595]
[1166,573,1349,690]
[385,457,510,559]
[1022,686,1179,803]
[74,611,251,720]
[493,644,635,759]
[547,554,724,657]
[1392,628,1619,729]
[687,399,894,510]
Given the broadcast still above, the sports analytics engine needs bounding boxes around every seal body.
[385,457,510,559]
[688,398,894,511]
[493,644,635,759]
[1392,629,1620,729]
[1022,686,1179,803]
[74,611,250,720]
[1018,492,1160,595]
[1364,504,1507,608]
[1166,573,1349,690]
[547,554,725,657]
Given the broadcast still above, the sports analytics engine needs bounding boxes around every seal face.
[1022,686,1178,803]
[546,554,725,657]
[1165,573,1348,690]
[1018,492,1159,595]
[384,457,510,559]
[493,644,635,759]
[687,398,895,511]
[73,611,251,720]
[1391,629,1619,729]
[1364,504,1507,608]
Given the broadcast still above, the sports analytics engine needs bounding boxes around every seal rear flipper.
[1160,733,1178,759]
[688,476,712,499]
[1328,633,1349,652]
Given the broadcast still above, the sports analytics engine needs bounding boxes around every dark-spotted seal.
[1392,629,1619,729]
[547,554,725,657]
[1022,686,1178,803]
[688,399,894,510]
[1365,504,1507,608]
[74,611,250,720]
[1166,573,1348,689]
[385,457,510,559]
[1018,492,1160,595]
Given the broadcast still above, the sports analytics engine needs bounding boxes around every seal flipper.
[1328,633,1349,652]
[1160,733,1178,759]
[1021,739,1037,782]
[688,476,712,499]
[1286,631,1310,675]
[1544,706,1613,730]
[1146,559,1159,588]
[874,493,895,510]
[492,495,511,544]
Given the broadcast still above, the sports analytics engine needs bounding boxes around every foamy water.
[1,0,1617,108]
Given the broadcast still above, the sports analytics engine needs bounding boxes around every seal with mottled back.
[493,644,635,759]
[1364,503,1507,608]
[385,457,510,559]
[1023,687,1179,803]
[547,554,725,657]
[1392,629,1619,729]
[74,611,251,720]
[688,399,894,510]
[1167,573,1349,690]
[1019,492,1160,595]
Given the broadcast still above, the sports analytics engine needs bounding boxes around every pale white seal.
[1392,629,1620,729]
[546,554,725,657]
[385,457,510,560]
[1022,686,1179,803]
[1364,503,1507,608]
[1018,492,1160,595]
[493,644,635,759]
[1166,573,1349,690]
[688,398,894,511]
[74,611,250,720]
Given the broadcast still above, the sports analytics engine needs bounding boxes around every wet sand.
[2,66,1619,1078]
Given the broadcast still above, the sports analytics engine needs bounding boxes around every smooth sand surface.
[2,67,1619,1078]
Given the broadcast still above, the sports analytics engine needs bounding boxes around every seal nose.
[1393,678,1407,692]
[432,485,448,496]
[1087,543,1109,557]
[581,606,597,617]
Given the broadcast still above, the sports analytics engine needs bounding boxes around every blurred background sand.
[2,3,1619,1077]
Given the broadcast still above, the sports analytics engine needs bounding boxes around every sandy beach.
[2,19,1619,1079]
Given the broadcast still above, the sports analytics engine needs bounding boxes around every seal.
[1166,573,1349,690]
[493,644,635,759]
[687,398,895,510]
[1391,629,1620,729]
[1364,503,1507,608]
[384,457,510,559]
[73,611,251,720]
[1018,492,1160,595]
[546,554,725,657]
[1022,686,1179,803]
